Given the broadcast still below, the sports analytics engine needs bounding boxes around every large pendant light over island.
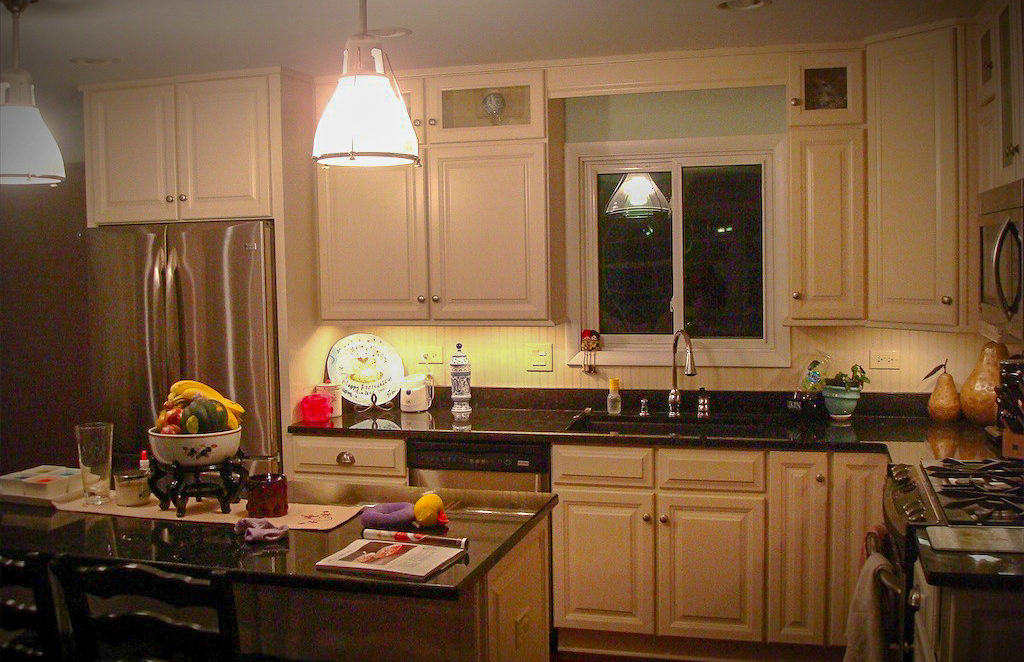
[312,0,419,167]
[0,0,65,185]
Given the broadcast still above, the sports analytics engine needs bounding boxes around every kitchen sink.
[564,411,801,441]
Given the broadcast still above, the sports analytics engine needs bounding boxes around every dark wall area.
[0,162,89,472]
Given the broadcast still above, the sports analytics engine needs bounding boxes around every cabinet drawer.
[656,449,765,492]
[293,436,406,478]
[552,445,653,488]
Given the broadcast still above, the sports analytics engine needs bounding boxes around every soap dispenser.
[449,343,472,416]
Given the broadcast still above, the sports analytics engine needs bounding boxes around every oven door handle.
[992,218,1019,320]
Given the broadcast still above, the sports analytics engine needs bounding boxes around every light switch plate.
[869,349,900,370]
[525,342,553,372]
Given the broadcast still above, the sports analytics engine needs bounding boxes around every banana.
[167,380,244,422]
[225,408,239,430]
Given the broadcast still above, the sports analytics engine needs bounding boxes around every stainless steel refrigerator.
[86,220,279,465]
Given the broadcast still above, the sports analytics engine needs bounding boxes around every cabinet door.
[317,162,429,320]
[424,70,546,143]
[827,452,887,646]
[487,519,550,662]
[551,487,655,634]
[992,0,1024,185]
[867,27,961,326]
[977,100,1001,194]
[656,492,765,642]
[427,141,550,320]
[397,77,426,145]
[789,126,866,320]
[787,50,864,125]
[175,76,272,220]
[767,452,828,644]
[86,85,177,224]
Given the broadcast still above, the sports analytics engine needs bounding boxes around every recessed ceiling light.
[69,57,122,65]
[717,0,771,10]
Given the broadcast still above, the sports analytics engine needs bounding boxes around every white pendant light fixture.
[605,173,670,218]
[313,0,419,167]
[0,0,65,185]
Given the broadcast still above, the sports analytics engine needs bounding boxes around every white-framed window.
[565,135,790,368]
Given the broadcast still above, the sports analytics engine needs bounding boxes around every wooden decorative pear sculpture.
[960,341,1008,425]
[924,359,960,423]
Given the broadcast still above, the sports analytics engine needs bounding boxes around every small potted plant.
[821,364,870,420]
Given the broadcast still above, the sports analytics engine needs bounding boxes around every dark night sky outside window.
[682,164,763,338]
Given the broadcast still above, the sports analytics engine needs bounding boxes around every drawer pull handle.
[816,473,826,483]
[659,514,669,524]
[642,513,651,522]
[336,451,355,465]
[790,97,802,107]
[941,296,952,305]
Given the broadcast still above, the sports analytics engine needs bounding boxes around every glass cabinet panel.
[425,70,546,143]
[787,50,864,125]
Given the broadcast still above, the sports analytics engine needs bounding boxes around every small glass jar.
[246,473,288,518]
[114,470,151,507]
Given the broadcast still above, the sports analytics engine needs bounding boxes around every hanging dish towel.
[843,552,895,662]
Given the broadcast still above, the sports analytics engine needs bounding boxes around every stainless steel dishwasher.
[406,439,550,492]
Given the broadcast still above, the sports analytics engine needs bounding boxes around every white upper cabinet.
[866,25,963,327]
[424,70,547,143]
[974,0,1024,189]
[788,126,867,321]
[85,76,272,224]
[787,50,865,126]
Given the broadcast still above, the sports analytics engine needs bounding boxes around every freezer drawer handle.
[336,451,355,466]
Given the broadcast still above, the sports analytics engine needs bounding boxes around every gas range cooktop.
[922,458,1024,527]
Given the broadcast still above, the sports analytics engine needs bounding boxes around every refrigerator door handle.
[165,237,185,381]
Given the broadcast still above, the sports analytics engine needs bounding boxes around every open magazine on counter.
[315,529,469,580]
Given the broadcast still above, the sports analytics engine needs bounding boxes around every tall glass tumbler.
[75,422,113,505]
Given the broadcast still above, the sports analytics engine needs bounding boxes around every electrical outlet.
[418,346,443,364]
[869,349,900,370]
[525,342,554,372]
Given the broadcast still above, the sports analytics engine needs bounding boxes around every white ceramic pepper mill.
[449,342,472,416]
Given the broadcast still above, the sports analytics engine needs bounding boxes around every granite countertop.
[288,388,999,462]
[0,482,557,600]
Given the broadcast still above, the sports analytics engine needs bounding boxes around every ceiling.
[0,0,984,157]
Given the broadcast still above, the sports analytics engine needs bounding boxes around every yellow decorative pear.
[924,359,960,423]
[959,342,1008,425]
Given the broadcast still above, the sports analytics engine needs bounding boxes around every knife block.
[1003,430,1024,459]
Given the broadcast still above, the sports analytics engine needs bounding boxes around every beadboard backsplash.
[317,324,990,394]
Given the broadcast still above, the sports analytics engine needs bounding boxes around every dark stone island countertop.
[0,482,556,600]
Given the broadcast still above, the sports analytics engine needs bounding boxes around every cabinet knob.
[417,295,426,303]
[1006,144,1021,158]
[816,473,826,483]
[791,291,801,300]
[790,97,802,107]
[642,513,651,522]
[165,195,175,203]
[983,60,994,72]
[178,193,188,202]
[941,296,952,305]
[413,119,422,127]
[431,295,440,303]
[428,118,437,126]
[336,451,355,465]
[659,514,669,524]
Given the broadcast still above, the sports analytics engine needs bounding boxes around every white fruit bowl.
[148,427,241,466]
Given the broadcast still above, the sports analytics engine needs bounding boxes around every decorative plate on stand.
[326,334,405,407]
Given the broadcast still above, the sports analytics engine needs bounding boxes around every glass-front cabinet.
[786,50,865,126]
[424,69,546,142]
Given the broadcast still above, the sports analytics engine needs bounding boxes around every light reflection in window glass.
[597,172,673,334]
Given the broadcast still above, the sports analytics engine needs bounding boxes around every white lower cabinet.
[552,446,766,642]
[290,435,407,484]
[553,444,888,659]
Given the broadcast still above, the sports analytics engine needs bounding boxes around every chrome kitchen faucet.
[668,329,697,418]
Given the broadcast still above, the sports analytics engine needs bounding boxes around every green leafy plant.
[824,364,870,390]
